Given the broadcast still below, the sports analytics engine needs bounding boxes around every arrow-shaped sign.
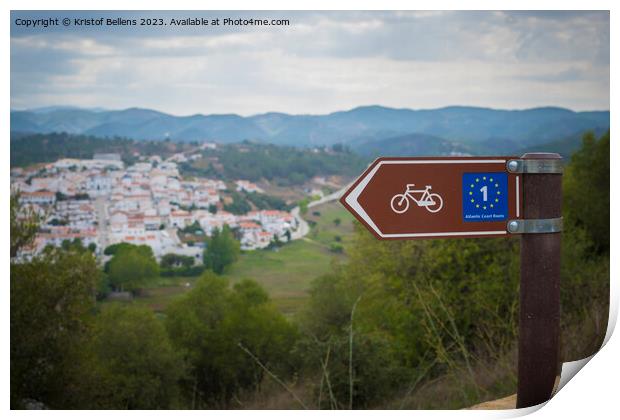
[340,157,523,240]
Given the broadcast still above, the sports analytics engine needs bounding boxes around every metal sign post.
[340,153,563,408]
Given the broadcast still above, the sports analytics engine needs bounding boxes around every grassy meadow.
[103,200,356,315]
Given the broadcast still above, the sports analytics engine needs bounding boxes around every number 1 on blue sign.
[462,172,508,222]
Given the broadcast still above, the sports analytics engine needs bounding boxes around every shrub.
[329,243,344,253]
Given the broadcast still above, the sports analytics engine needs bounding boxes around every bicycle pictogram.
[390,184,444,214]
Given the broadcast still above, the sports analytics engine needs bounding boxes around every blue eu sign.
[462,172,508,222]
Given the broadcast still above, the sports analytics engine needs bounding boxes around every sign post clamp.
[506,158,564,174]
[507,217,563,234]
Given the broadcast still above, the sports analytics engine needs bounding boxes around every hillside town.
[11,149,301,263]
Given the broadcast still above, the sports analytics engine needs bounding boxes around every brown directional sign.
[340,157,523,239]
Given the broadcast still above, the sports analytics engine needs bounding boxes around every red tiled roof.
[239,222,260,229]
[22,190,55,197]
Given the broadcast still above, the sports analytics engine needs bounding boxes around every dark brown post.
[516,152,563,408]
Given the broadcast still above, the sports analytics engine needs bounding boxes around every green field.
[102,200,356,315]
[304,201,356,248]
[225,240,335,314]
[225,202,355,313]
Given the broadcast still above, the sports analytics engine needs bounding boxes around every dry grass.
[235,380,317,410]
[391,347,518,410]
[234,303,608,410]
[561,303,608,362]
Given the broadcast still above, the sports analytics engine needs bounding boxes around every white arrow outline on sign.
[344,159,512,238]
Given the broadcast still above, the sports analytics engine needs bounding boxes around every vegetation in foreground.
[10,131,609,409]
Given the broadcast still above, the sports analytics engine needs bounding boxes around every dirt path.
[467,394,516,410]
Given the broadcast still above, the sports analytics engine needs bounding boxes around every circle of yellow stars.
[468,176,501,210]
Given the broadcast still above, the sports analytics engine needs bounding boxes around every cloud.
[10,10,610,114]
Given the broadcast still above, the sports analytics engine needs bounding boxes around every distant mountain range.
[355,133,473,157]
[11,105,609,156]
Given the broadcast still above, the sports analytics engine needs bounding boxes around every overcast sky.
[10,10,610,116]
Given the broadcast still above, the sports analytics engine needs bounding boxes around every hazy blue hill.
[10,111,42,133]
[10,105,609,150]
[83,108,168,139]
[82,110,267,142]
[578,110,611,126]
[250,112,297,136]
[253,115,325,145]
[13,109,113,134]
[354,132,472,157]
[514,127,609,158]
[185,114,265,142]
[25,105,108,114]
[398,106,574,146]
[328,105,418,130]
[473,137,524,155]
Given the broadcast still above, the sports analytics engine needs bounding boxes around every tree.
[245,191,287,210]
[11,249,99,409]
[564,130,610,254]
[299,198,309,215]
[95,271,112,300]
[11,218,99,408]
[61,238,84,252]
[11,194,102,408]
[180,221,202,234]
[559,131,610,360]
[10,193,39,258]
[223,191,252,215]
[268,234,284,249]
[166,273,297,408]
[161,253,194,269]
[203,225,240,274]
[48,218,68,226]
[103,242,134,256]
[329,242,344,253]
[75,305,184,409]
[298,222,521,408]
[107,245,159,292]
